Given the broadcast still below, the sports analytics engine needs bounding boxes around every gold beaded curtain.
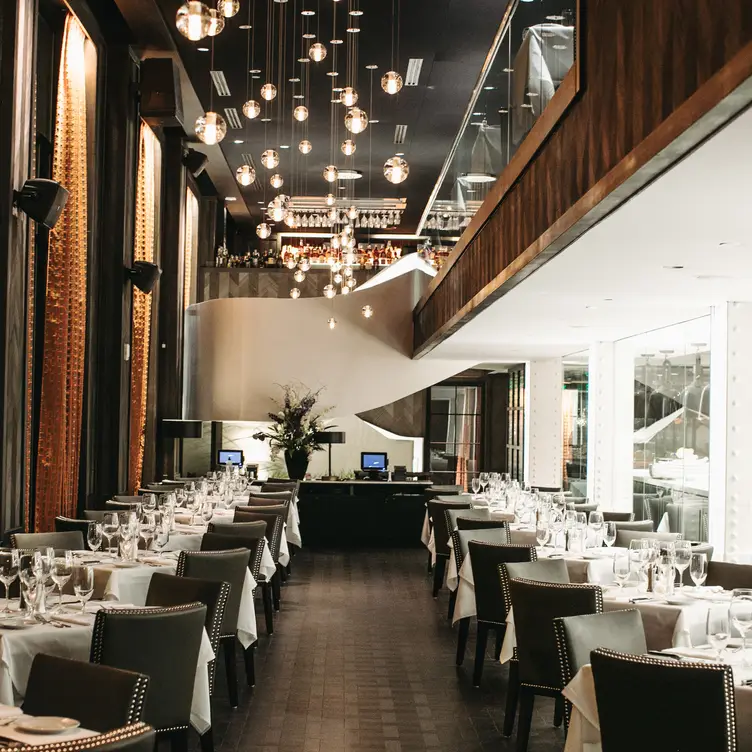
[34,14,90,531]
[128,123,161,493]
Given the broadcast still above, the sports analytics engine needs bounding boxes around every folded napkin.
[0,705,22,720]
[662,647,718,661]
[52,614,92,627]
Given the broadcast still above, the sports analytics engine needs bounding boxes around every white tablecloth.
[0,705,97,746]
[0,606,215,734]
[564,657,752,752]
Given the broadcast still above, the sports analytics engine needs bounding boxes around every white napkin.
[661,647,719,661]
[52,614,93,627]
[0,705,22,720]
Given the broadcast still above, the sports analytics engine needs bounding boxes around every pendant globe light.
[341,139,356,156]
[333,272,343,284]
[256,222,271,238]
[298,257,311,271]
[323,284,337,299]
[217,0,239,17]
[384,155,409,184]
[260,83,277,101]
[176,1,211,41]
[331,234,341,249]
[284,212,298,228]
[344,107,368,134]
[207,9,225,36]
[323,165,339,183]
[340,87,358,106]
[289,287,301,299]
[381,71,403,95]
[194,111,227,144]
[261,149,279,169]
[270,173,284,189]
[299,140,312,154]
[325,193,336,206]
[293,105,309,122]
[327,207,339,223]
[243,100,261,119]
[268,199,286,222]
[362,305,374,318]
[327,317,337,330]
[341,285,350,296]
[309,42,327,62]
[294,269,306,283]
[347,206,358,220]
[236,165,255,185]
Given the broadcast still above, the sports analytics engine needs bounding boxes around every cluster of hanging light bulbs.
[176,1,239,42]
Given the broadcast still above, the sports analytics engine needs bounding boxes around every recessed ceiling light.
[472,111,483,116]
[584,305,597,310]
[252,75,261,79]
[249,69,261,73]
[395,152,404,156]
[301,9,315,15]
[498,108,509,114]
[330,98,340,103]
[197,47,209,52]
[461,171,495,184]
[293,94,305,99]
[337,169,362,180]
[338,186,346,190]
[257,201,265,205]
[327,71,339,77]
[346,27,360,33]
[280,144,290,149]
[369,119,379,124]
[261,117,272,122]
[233,139,244,144]
[365,64,378,70]
[238,24,252,29]
[483,85,495,90]
[330,39,343,44]
[349,9,363,15]
[298,57,310,63]
[225,197,237,201]
[332,87,343,92]
[603,298,613,302]
[302,33,315,39]
[289,77,301,82]
[502,67,514,73]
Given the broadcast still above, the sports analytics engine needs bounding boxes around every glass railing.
[418,0,577,258]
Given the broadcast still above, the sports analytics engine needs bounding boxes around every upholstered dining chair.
[707,561,752,590]
[90,603,207,752]
[201,529,272,635]
[83,510,108,522]
[55,516,96,539]
[260,481,299,496]
[553,609,646,727]
[499,558,570,739]
[591,647,738,751]
[461,542,535,687]
[427,499,472,597]
[176,549,253,702]
[507,578,603,752]
[601,511,634,522]
[11,723,156,752]
[145,572,230,700]
[567,502,599,515]
[446,507,489,533]
[456,517,512,532]
[23,655,149,733]
[612,519,655,534]
[614,529,682,548]
[11,530,84,551]
[248,491,293,505]
[107,497,142,511]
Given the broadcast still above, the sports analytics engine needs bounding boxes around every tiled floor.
[209,549,564,752]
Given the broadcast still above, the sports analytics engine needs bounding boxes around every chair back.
[54,517,96,540]
[456,516,513,531]
[615,528,682,548]
[248,491,293,507]
[84,510,107,522]
[468,542,535,624]
[427,500,472,557]
[553,609,646,691]
[12,723,156,752]
[500,559,569,612]
[260,481,299,493]
[568,502,598,514]
[232,509,285,560]
[446,508,489,534]
[509,578,602,689]
[591,648,737,751]
[707,561,752,590]
[23,655,149,732]
[145,484,176,494]
[108,498,141,511]
[11,531,84,551]
[208,520,267,539]
[602,511,634,522]
[201,532,266,581]
[175,550,248,636]
[90,603,206,731]
[613,519,654,533]
[450,527,511,583]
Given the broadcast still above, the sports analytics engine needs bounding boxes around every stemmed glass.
[471,477,481,496]
[603,521,617,547]
[152,524,171,555]
[707,605,731,661]
[19,568,38,622]
[588,511,604,548]
[535,507,551,548]
[613,551,631,589]
[673,541,692,591]
[140,514,156,552]
[142,494,157,514]
[87,522,103,552]
[72,566,94,613]
[0,551,19,614]
[690,552,708,588]
[200,501,214,526]
[51,552,74,613]
[479,472,489,495]
[729,589,752,666]
[102,512,120,557]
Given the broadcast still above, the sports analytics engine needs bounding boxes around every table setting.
[0,704,98,747]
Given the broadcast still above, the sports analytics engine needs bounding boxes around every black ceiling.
[157,0,506,233]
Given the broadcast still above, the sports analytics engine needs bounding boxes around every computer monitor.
[217,449,244,466]
[361,452,388,471]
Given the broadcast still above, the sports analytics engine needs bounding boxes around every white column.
[587,342,634,511]
[525,359,563,489]
[710,302,752,562]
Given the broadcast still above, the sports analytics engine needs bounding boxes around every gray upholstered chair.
[446,507,489,533]
[602,511,634,522]
[707,560,752,590]
[508,578,603,751]
[615,529,682,548]
[614,519,654,533]
[11,530,84,551]
[591,648,737,751]
[84,510,108,522]
[23,655,149,732]
[553,609,646,726]
[90,603,207,752]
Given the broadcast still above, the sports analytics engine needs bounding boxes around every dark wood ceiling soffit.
[413,0,752,358]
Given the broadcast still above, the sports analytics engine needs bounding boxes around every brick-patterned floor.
[208,549,563,752]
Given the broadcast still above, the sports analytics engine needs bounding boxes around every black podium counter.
[297,480,456,548]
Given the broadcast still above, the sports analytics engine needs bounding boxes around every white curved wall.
[183,259,475,421]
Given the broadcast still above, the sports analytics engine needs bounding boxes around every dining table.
[0,603,215,734]
[0,704,98,747]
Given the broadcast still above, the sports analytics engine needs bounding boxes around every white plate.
[665,595,694,606]
[112,561,140,569]
[14,717,80,734]
[0,618,31,630]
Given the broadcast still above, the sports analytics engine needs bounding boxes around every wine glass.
[707,605,731,661]
[603,521,617,547]
[51,551,74,613]
[102,512,120,557]
[19,569,38,622]
[730,589,752,665]
[0,550,19,613]
[152,524,171,555]
[72,566,94,613]
[33,548,53,588]
[613,551,631,589]
[479,472,489,494]
[471,477,481,495]
[201,501,214,525]
[140,514,156,552]
[588,511,604,548]
[87,522,103,552]
[142,494,157,513]
[674,541,692,590]
[535,508,550,548]
[690,552,708,589]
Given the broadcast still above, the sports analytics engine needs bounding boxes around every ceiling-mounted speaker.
[13,179,69,229]
[126,261,162,293]
[182,148,208,178]
[140,58,184,128]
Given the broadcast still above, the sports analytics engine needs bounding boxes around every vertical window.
[183,189,199,309]
[507,367,525,482]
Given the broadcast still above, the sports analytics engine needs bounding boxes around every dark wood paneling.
[414,0,752,355]
[484,372,509,474]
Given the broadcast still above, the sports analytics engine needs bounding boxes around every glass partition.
[563,356,588,496]
[623,318,711,541]
[419,0,578,256]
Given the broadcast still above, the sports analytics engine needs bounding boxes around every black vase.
[284,450,309,480]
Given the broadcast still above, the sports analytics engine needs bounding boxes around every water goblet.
[613,551,631,589]
[102,512,119,557]
[588,511,604,548]
[142,494,157,513]
[690,552,708,589]
[707,605,731,661]
[72,566,94,613]
[730,589,752,666]
[87,522,103,552]
[0,551,19,613]
[673,540,692,590]
[603,521,617,547]
[479,472,489,494]
[471,477,481,495]
[51,551,74,613]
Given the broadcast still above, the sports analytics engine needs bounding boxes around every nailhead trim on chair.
[494,545,540,614]
[591,647,738,751]
[126,675,149,725]
[12,723,153,752]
